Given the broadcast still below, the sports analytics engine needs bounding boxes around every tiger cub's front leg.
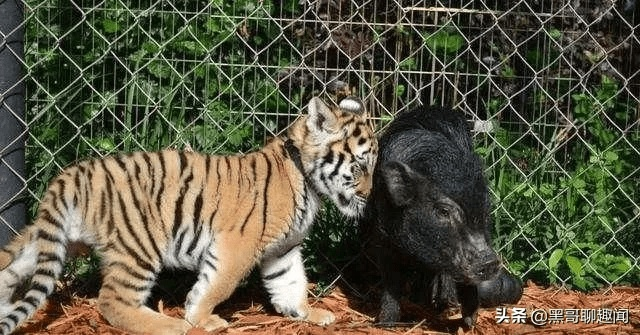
[183,244,255,331]
[260,245,335,325]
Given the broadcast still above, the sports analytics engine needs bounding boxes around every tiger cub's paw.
[305,307,335,326]
[196,314,229,331]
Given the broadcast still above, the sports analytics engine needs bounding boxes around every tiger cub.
[0,96,377,335]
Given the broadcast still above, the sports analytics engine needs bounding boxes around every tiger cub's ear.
[339,96,365,115]
[306,96,341,133]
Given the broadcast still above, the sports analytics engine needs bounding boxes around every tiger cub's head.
[288,96,378,218]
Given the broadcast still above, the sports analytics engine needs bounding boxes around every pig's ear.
[380,161,419,206]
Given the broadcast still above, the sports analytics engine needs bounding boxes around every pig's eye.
[435,205,450,218]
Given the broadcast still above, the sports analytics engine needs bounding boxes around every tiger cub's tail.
[0,214,68,335]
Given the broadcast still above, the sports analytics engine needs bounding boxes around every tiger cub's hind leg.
[97,253,191,335]
[260,246,335,325]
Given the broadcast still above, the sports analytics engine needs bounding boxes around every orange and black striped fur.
[0,96,377,335]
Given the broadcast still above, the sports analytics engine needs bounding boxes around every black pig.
[362,106,522,327]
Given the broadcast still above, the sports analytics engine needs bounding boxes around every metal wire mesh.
[1,0,638,291]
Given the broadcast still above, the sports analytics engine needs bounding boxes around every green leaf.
[548,28,562,40]
[102,19,119,33]
[572,178,586,190]
[399,57,416,70]
[424,30,465,54]
[572,276,588,290]
[142,41,159,54]
[522,186,534,198]
[539,183,555,196]
[565,255,583,277]
[95,138,115,152]
[147,61,172,79]
[501,65,516,78]
[205,18,222,33]
[606,256,632,275]
[548,249,564,270]
[604,151,619,162]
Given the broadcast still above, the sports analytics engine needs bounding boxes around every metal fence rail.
[1,0,638,291]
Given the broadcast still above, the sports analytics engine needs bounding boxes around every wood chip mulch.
[13,281,640,335]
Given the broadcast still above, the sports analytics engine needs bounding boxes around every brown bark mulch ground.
[14,281,640,335]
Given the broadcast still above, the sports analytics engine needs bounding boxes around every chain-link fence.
[0,0,638,293]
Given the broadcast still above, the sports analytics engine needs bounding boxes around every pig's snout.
[465,233,501,282]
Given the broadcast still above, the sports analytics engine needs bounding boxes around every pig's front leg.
[378,280,403,324]
[376,252,404,325]
[428,272,459,313]
[457,284,479,327]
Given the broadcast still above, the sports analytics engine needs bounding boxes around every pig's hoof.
[463,315,476,328]
[377,311,400,327]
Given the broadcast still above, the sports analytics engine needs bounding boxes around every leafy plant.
[424,28,465,55]
[548,243,632,290]
[303,201,361,291]
[24,0,289,197]
[483,75,639,289]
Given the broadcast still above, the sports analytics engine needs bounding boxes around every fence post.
[0,0,26,247]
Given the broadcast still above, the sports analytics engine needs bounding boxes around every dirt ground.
[12,280,639,335]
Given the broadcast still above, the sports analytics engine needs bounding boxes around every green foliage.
[548,244,632,290]
[483,75,639,290]
[24,0,296,213]
[64,253,101,280]
[61,251,102,295]
[303,202,361,295]
[424,28,466,55]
